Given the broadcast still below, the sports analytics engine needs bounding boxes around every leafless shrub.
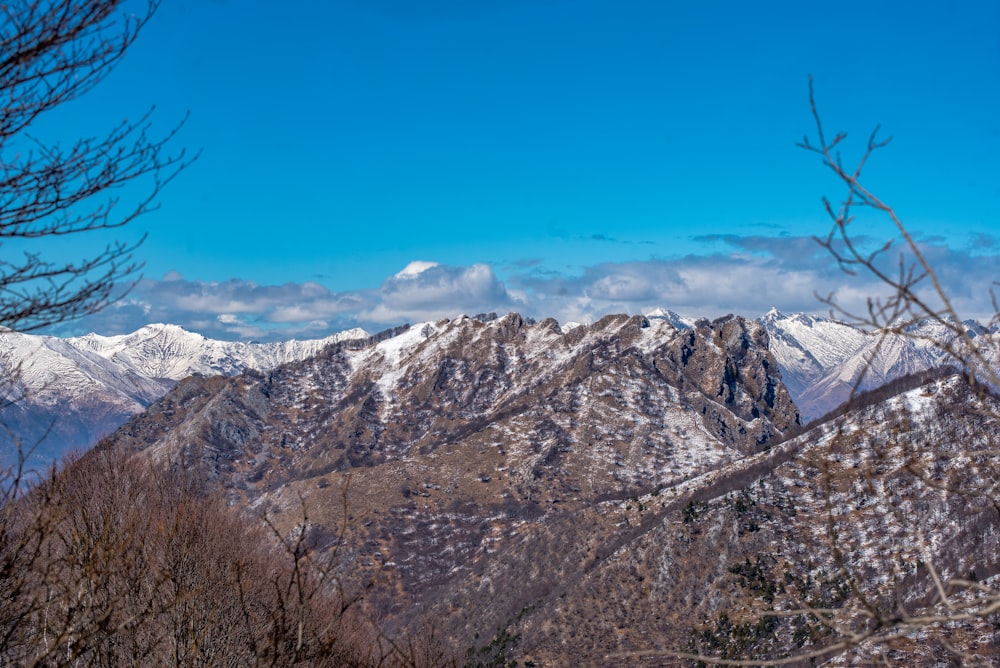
[0,448,393,665]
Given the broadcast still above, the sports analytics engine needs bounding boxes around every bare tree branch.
[0,0,195,333]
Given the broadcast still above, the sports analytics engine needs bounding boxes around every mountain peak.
[644,307,693,329]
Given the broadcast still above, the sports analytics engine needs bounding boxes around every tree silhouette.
[0,0,191,333]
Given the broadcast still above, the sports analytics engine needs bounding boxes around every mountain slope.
[80,310,1000,663]
[108,313,798,491]
[0,324,367,468]
[505,372,1000,664]
[759,309,995,419]
[99,312,799,650]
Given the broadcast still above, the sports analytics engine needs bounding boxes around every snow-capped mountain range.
[0,308,994,469]
[0,324,368,468]
[67,323,369,381]
[759,308,998,419]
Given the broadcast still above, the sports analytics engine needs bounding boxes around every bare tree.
[781,76,1000,667]
[0,5,456,664]
[659,80,1000,666]
[799,75,999,394]
[0,448,393,666]
[0,0,191,333]
[0,0,192,477]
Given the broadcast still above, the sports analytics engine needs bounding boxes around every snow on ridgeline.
[0,323,370,409]
[760,308,998,420]
[0,324,371,469]
[3,306,993,471]
[67,323,369,380]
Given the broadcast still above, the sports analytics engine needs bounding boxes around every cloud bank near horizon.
[53,235,999,341]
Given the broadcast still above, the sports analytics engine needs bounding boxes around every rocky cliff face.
[653,314,798,450]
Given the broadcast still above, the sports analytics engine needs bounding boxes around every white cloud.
[394,261,440,279]
[362,262,519,323]
[49,235,1000,341]
[511,236,1000,325]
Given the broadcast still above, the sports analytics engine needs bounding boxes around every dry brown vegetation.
[0,451,356,666]
[0,448,455,666]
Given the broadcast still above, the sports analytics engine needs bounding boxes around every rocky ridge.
[100,312,799,648]
[6,307,994,469]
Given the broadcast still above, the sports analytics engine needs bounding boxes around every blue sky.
[34,0,1000,340]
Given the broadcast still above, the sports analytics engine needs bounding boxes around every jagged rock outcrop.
[655,315,799,451]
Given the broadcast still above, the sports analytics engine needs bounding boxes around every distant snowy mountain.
[0,324,368,469]
[644,307,697,330]
[759,309,995,420]
[67,324,368,380]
